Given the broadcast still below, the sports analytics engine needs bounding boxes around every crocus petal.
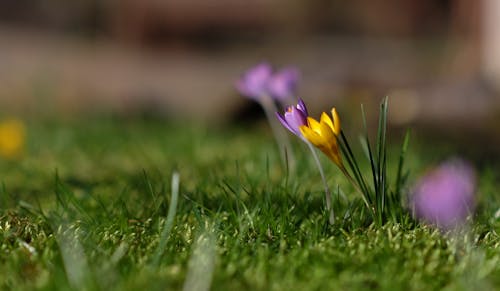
[276,112,296,134]
[300,121,341,167]
[276,99,310,138]
[235,80,254,99]
[411,159,476,230]
[299,125,322,145]
[283,112,299,134]
[300,109,344,169]
[319,122,342,166]
[285,107,307,133]
[331,108,341,135]
[319,120,335,142]
[0,119,25,159]
[236,63,273,99]
[306,117,322,135]
[267,67,300,100]
[297,98,308,115]
[320,112,335,133]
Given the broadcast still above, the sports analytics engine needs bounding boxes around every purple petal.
[236,62,273,99]
[411,159,476,230]
[284,107,307,134]
[297,98,308,116]
[267,67,300,100]
[235,80,256,100]
[276,111,296,134]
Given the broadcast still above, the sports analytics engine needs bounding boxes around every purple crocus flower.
[267,67,300,101]
[410,159,476,230]
[276,98,308,137]
[235,62,273,100]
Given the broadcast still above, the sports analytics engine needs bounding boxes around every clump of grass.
[338,97,411,225]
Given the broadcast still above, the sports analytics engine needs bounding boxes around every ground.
[0,117,499,290]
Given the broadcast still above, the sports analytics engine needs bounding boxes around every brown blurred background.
[1,0,500,146]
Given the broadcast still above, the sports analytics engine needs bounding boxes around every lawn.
[0,117,499,290]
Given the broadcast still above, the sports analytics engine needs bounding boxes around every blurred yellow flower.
[300,108,343,168]
[0,119,26,159]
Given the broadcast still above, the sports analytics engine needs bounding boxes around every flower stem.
[260,95,295,170]
[306,141,335,224]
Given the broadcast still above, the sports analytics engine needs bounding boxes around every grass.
[0,117,499,290]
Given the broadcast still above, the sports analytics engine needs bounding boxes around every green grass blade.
[151,171,180,267]
[375,97,388,223]
[55,225,92,289]
[339,131,374,212]
[394,130,411,199]
[361,104,378,205]
[182,228,217,291]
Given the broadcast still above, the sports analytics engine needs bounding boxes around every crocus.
[0,118,25,159]
[410,159,476,230]
[276,98,308,137]
[267,67,300,101]
[277,99,336,224]
[236,62,296,167]
[235,62,273,100]
[300,108,343,169]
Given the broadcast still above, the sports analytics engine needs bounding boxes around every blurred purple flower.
[276,98,308,137]
[267,67,300,101]
[235,63,273,100]
[236,63,300,102]
[410,159,476,230]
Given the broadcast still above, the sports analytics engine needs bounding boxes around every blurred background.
[0,0,500,154]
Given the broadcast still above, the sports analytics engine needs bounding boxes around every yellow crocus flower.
[299,108,343,168]
[0,119,25,159]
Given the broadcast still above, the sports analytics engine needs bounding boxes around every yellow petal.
[328,148,343,168]
[300,125,323,146]
[301,111,344,169]
[331,108,341,135]
[0,119,25,159]
[320,112,334,133]
[319,120,336,145]
[318,122,343,167]
[306,117,322,135]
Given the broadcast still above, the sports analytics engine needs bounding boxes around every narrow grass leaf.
[394,130,410,198]
[55,224,92,290]
[361,104,378,206]
[151,171,180,267]
[376,97,388,223]
[183,229,217,291]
